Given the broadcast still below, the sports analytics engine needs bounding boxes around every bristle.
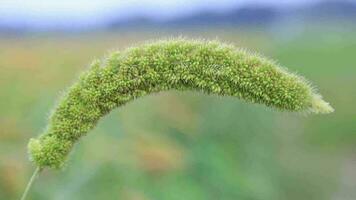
[28,39,333,169]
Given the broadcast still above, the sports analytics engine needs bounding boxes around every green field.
[0,29,355,200]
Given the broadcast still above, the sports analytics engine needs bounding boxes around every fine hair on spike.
[27,38,333,169]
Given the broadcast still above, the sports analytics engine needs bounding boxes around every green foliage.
[28,39,333,169]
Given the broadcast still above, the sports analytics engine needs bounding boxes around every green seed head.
[28,39,333,169]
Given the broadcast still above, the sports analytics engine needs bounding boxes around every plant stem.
[20,167,40,200]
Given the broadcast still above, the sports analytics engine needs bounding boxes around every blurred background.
[0,0,355,199]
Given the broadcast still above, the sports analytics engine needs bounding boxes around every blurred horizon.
[1,0,356,32]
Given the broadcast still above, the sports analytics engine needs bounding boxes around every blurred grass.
[0,28,355,200]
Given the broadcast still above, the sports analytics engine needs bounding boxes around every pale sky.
[0,0,319,28]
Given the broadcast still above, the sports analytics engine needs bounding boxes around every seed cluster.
[28,39,333,169]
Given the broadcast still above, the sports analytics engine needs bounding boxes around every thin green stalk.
[20,167,40,200]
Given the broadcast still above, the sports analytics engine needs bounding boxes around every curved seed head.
[28,39,333,169]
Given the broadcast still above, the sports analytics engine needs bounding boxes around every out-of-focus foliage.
[0,28,355,200]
